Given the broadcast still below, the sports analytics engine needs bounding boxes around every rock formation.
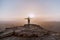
[0,24,60,40]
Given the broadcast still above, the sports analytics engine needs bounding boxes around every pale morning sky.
[0,0,60,21]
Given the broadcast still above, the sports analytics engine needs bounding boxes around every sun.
[28,13,35,18]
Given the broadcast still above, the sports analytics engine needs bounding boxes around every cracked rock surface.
[0,24,60,40]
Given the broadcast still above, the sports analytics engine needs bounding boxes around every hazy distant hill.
[39,21,60,32]
[0,21,60,32]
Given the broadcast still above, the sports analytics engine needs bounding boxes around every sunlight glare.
[28,13,35,18]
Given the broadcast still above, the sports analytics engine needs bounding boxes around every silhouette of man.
[25,17,30,26]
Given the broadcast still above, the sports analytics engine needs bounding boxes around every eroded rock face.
[14,24,47,37]
[0,35,60,40]
[0,24,60,40]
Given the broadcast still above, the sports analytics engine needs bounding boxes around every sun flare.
[28,13,35,18]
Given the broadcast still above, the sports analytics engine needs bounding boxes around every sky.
[0,0,60,21]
